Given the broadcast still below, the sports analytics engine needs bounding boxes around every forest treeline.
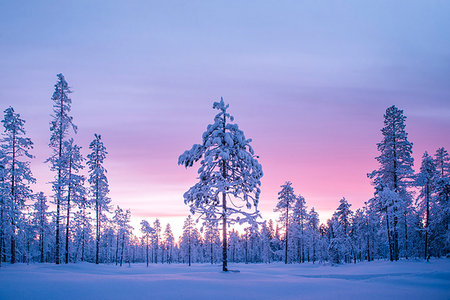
[0,74,448,267]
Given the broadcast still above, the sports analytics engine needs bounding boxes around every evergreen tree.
[292,194,307,263]
[434,147,450,254]
[140,220,153,267]
[181,215,194,266]
[33,192,49,263]
[1,107,35,264]
[87,134,110,264]
[274,182,295,264]
[47,74,77,264]
[62,139,85,264]
[72,196,91,262]
[178,98,263,271]
[416,152,439,260]
[203,219,220,264]
[152,219,161,263]
[163,224,174,263]
[368,105,414,261]
[308,207,320,263]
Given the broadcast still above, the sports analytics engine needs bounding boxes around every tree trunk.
[10,132,16,264]
[65,157,73,264]
[222,190,227,271]
[386,210,393,261]
[146,237,149,267]
[425,184,430,261]
[120,234,124,267]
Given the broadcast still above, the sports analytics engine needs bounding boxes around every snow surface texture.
[1,260,449,300]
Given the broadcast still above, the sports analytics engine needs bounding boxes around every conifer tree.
[87,134,110,264]
[434,147,450,254]
[152,219,161,263]
[140,220,153,267]
[368,105,414,261]
[62,139,85,264]
[179,98,263,271]
[163,224,174,263]
[292,194,307,263]
[1,107,35,264]
[308,207,320,263]
[33,192,49,263]
[274,182,295,264]
[181,215,195,266]
[47,74,76,264]
[416,152,439,260]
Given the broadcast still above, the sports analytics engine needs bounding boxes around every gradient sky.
[1,1,449,237]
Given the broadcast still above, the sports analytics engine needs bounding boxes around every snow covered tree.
[274,182,295,264]
[368,105,414,261]
[292,194,308,263]
[163,224,174,263]
[0,152,6,267]
[203,219,220,264]
[178,98,263,271]
[333,198,354,263]
[180,215,195,266]
[62,139,85,264]
[113,206,131,267]
[152,219,161,263]
[415,152,439,260]
[87,134,110,264]
[72,196,91,262]
[308,207,320,263]
[1,107,35,264]
[140,220,153,267]
[47,74,77,264]
[433,147,450,255]
[33,192,49,263]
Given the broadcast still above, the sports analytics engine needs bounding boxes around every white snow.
[1,259,449,299]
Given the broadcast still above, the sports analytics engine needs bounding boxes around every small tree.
[178,98,263,271]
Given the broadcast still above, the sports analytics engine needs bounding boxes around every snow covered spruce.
[178,98,263,271]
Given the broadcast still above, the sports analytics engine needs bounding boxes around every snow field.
[1,259,449,300]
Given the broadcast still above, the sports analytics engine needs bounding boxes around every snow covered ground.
[1,259,449,300]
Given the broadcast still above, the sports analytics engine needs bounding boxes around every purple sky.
[1,1,449,236]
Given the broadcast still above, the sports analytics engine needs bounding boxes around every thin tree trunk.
[222,190,227,271]
[10,131,16,264]
[120,234,124,267]
[425,184,430,260]
[386,209,393,261]
[285,206,288,264]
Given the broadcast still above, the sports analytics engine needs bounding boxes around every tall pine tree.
[368,105,414,261]
[47,74,77,264]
